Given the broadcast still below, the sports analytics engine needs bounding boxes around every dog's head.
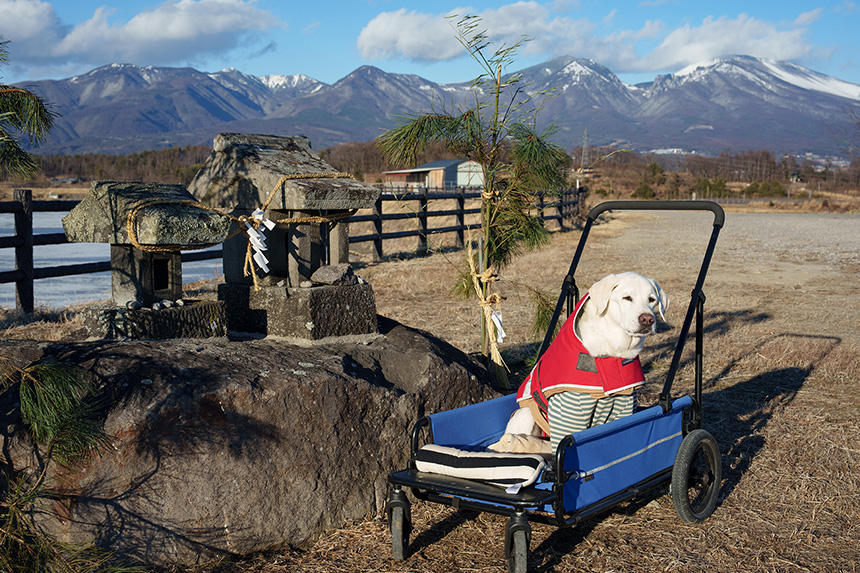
[588,272,668,337]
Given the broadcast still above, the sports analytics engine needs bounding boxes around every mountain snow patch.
[761,60,860,100]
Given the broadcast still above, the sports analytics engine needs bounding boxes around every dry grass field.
[1,198,858,572]
[168,206,858,573]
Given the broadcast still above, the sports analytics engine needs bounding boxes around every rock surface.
[0,317,496,566]
[63,181,232,245]
[188,133,380,211]
[218,282,378,338]
[310,263,358,286]
[79,300,227,339]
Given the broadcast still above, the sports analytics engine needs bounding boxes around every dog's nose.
[639,313,654,328]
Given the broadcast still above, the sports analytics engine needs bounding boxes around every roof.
[189,133,380,211]
[383,158,471,175]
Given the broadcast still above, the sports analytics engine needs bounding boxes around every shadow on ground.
[409,309,841,572]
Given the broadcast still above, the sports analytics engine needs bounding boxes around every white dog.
[495,272,668,450]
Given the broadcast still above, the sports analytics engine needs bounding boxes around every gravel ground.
[577,210,860,345]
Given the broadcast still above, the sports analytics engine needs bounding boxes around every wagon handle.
[536,201,724,418]
[586,200,725,227]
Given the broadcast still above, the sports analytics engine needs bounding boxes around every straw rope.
[126,198,223,253]
[465,240,508,386]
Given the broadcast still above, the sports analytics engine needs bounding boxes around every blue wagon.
[387,201,726,572]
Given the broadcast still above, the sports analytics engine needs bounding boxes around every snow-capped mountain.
[634,55,860,154]
[14,56,860,157]
[512,56,650,146]
[661,56,860,100]
[259,73,325,97]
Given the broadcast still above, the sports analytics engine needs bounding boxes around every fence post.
[372,195,384,262]
[537,190,545,225]
[455,187,465,248]
[575,186,585,222]
[418,186,428,255]
[13,188,34,313]
[557,189,566,232]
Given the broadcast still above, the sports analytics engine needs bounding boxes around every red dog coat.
[516,293,645,426]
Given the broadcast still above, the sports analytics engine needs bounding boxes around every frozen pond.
[0,212,222,309]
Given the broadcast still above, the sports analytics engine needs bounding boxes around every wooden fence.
[0,187,584,313]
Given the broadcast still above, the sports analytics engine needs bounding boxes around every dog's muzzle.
[637,313,655,333]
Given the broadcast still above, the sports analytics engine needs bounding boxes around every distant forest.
[5,140,858,195]
[29,145,212,185]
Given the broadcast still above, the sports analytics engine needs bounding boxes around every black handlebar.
[586,200,725,228]
[536,199,724,417]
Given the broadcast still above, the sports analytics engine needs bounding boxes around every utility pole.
[581,128,590,171]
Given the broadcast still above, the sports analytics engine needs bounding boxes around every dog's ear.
[588,274,619,316]
[650,279,669,320]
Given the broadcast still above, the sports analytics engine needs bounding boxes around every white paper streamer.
[490,310,506,343]
[252,250,270,273]
[246,218,272,274]
[252,208,276,231]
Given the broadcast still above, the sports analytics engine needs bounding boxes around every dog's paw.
[489,433,552,454]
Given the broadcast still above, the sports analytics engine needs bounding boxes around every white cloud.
[358,3,586,62]
[0,0,278,76]
[640,14,813,72]
[357,4,818,76]
[793,8,822,26]
[357,8,463,61]
[0,0,66,58]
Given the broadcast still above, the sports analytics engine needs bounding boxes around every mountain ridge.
[14,55,860,158]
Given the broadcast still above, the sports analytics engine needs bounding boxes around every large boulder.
[188,133,379,212]
[1,317,496,566]
[62,180,231,245]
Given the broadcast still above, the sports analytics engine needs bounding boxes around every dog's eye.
[622,296,633,302]
[648,296,656,304]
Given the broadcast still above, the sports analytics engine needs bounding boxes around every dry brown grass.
[163,209,860,572]
[2,204,857,572]
[0,306,86,340]
[0,183,89,200]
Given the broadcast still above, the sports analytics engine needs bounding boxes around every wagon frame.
[387,201,726,572]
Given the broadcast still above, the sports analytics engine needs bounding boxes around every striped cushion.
[414,444,547,488]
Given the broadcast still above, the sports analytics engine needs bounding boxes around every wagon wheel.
[672,429,721,523]
[387,488,411,560]
[507,529,528,573]
[505,513,531,573]
[390,505,409,560]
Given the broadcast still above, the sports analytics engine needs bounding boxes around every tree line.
[1,139,857,197]
[3,145,213,185]
[574,145,860,196]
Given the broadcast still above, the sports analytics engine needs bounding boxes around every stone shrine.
[63,181,232,339]
[188,133,381,339]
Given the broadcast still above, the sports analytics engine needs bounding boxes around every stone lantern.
[188,133,381,339]
[62,181,232,339]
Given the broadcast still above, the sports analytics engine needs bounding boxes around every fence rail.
[0,186,583,312]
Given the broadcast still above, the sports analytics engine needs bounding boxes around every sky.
[0,0,858,87]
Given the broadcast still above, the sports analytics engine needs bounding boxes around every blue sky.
[1,0,858,86]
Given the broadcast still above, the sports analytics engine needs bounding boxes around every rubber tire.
[390,505,408,560]
[672,428,721,523]
[507,529,528,573]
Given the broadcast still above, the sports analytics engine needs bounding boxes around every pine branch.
[0,87,55,144]
[376,113,471,167]
[17,360,107,466]
[0,134,41,178]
